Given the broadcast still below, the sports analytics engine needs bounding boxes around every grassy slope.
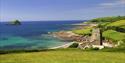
[106,20,125,30]
[102,20,125,42]
[0,49,125,63]
[88,16,125,23]
[102,30,125,41]
[107,20,125,27]
[72,28,92,35]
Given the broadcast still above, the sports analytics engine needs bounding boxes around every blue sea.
[0,21,84,50]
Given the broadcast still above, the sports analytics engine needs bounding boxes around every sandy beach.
[50,42,75,49]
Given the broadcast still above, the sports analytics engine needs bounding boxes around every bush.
[69,43,79,48]
[91,48,100,50]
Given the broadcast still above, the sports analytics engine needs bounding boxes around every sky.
[0,0,125,21]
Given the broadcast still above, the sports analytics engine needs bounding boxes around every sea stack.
[10,20,21,25]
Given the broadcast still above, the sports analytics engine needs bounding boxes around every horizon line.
[0,20,88,22]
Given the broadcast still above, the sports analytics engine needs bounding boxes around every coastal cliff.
[51,16,125,49]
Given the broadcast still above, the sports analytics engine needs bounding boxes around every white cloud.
[99,0,125,7]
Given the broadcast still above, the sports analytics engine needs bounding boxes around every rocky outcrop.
[52,31,91,43]
[52,31,80,41]
[9,20,21,25]
[52,27,116,49]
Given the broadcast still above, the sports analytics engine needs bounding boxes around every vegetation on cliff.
[88,16,125,23]
[10,20,21,25]
[102,30,125,42]
[107,20,125,27]
[72,28,92,36]
[72,16,125,46]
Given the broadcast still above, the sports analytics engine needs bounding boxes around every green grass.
[89,16,125,23]
[121,26,125,29]
[107,20,125,27]
[72,28,92,35]
[102,30,125,41]
[0,48,125,63]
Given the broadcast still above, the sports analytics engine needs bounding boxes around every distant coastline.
[0,20,87,22]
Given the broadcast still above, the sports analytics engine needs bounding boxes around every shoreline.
[0,42,76,54]
[49,42,75,49]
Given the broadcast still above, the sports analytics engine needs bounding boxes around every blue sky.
[0,0,125,21]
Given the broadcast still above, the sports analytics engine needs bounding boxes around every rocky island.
[9,19,21,25]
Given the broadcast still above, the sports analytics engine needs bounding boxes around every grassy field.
[72,28,92,35]
[107,20,125,27]
[0,48,125,63]
[102,30,125,41]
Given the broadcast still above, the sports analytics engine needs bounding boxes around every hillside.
[102,30,125,42]
[107,20,125,27]
[71,16,125,49]
[106,20,125,32]
[0,48,125,63]
[88,16,125,23]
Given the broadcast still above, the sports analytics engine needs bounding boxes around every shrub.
[69,43,79,48]
[92,48,100,50]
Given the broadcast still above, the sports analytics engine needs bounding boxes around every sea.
[0,20,85,50]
